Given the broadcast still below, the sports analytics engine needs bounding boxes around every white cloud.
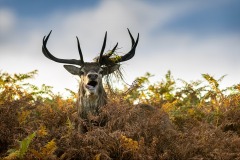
[0,1,239,94]
[0,8,16,35]
[132,32,240,88]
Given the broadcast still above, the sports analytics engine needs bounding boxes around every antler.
[42,30,84,66]
[42,29,139,67]
[98,32,107,65]
[115,28,139,63]
[96,28,139,66]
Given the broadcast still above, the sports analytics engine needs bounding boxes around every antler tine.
[111,43,118,55]
[42,30,52,59]
[96,29,139,66]
[93,42,118,66]
[127,28,135,47]
[106,42,118,58]
[76,36,84,64]
[42,30,83,66]
[114,29,139,63]
[98,31,107,65]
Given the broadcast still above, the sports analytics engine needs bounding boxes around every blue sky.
[0,0,240,93]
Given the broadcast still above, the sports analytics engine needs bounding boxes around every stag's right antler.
[42,30,84,66]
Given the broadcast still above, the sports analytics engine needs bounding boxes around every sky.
[0,0,240,93]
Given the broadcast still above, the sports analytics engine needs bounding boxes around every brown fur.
[77,76,107,119]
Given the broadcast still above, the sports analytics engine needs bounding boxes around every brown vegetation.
[0,70,240,159]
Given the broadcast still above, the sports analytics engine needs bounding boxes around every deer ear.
[102,64,120,76]
[64,65,80,75]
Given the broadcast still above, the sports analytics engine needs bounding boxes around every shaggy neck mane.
[77,81,107,119]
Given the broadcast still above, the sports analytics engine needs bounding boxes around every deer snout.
[87,73,98,80]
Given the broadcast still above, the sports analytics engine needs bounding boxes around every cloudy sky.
[0,0,240,93]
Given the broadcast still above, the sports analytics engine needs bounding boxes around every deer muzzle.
[86,81,98,90]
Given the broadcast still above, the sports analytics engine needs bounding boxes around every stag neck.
[77,81,107,119]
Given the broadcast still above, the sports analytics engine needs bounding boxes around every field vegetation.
[0,70,240,159]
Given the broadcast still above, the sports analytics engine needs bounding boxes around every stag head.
[42,29,139,95]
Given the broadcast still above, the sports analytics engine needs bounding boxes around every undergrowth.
[0,70,239,159]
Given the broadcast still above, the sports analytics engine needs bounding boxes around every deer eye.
[98,68,104,74]
[79,70,85,75]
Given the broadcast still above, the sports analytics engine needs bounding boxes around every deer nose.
[88,73,98,80]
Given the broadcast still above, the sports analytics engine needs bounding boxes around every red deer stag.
[42,29,139,129]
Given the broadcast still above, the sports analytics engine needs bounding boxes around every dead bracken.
[0,70,240,159]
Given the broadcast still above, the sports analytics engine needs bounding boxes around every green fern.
[5,132,36,159]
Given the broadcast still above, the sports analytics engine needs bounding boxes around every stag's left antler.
[95,28,139,66]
